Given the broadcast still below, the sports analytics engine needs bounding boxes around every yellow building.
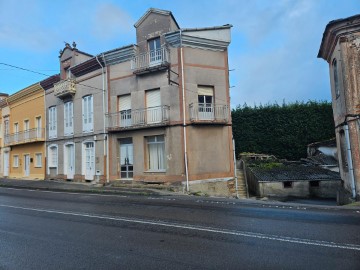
[4,83,45,179]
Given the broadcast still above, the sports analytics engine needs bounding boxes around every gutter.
[95,55,108,184]
[180,30,190,192]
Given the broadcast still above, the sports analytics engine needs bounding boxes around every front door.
[65,144,75,179]
[120,140,133,179]
[24,154,30,177]
[3,152,9,177]
[84,142,95,180]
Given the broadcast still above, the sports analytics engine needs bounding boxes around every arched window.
[332,59,340,98]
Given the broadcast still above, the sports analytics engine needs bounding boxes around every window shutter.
[118,95,131,111]
[146,89,161,108]
[198,86,214,96]
[90,96,93,131]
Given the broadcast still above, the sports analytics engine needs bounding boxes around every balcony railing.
[4,128,45,146]
[131,47,169,74]
[189,103,229,123]
[107,106,170,131]
[54,79,76,99]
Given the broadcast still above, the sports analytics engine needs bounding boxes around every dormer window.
[148,37,161,66]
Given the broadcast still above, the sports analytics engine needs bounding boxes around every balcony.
[131,46,169,74]
[107,106,170,131]
[4,128,45,146]
[54,79,76,99]
[189,103,229,123]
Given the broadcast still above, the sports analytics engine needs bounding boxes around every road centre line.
[1,203,359,251]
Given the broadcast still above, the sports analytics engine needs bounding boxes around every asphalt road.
[0,187,359,270]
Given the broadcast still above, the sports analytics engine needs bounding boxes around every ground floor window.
[283,181,293,188]
[35,153,42,168]
[48,145,58,168]
[310,181,320,187]
[146,135,165,171]
[13,155,19,167]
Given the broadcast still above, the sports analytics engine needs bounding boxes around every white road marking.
[0,203,359,251]
[0,187,128,198]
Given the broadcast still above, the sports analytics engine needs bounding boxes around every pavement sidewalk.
[0,178,359,210]
[0,178,178,196]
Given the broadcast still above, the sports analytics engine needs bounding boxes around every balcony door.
[146,89,161,124]
[198,86,214,120]
[118,95,132,128]
[148,37,161,66]
[24,120,30,140]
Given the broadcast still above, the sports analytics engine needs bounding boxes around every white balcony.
[131,47,169,74]
[4,128,45,146]
[107,106,170,131]
[54,79,76,99]
[189,103,229,123]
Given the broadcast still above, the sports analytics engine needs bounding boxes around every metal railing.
[54,79,76,98]
[4,128,45,146]
[131,46,169,71]
[189,103,229,122]
[107,106,170,130]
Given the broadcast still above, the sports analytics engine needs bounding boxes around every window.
[198,86,214,120]
[283,181,293,188]
[13,155,19,167]
[48,146,58,168]
[4,120,9,136]
[310,181,320,187]
[332,59,340,98]
[148,37,161,65]
[339,130,348,171]
[24,119,29,140]
[64,101,74,135]
[146,135,165,171]
[35,153,42,168]
[14,123,19,142]
[146,89,161,124]
[82,95,93,133]
[36,116,42,138]
[4,120,9,144]
[48,106,57,138]
[118,95,131,127]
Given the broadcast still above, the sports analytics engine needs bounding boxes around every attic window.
[283,181,293,188]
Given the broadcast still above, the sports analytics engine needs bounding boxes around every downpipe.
[344,124,356,199]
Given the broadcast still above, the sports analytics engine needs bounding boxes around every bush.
[232,101,335,160]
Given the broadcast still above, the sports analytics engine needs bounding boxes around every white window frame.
[82,95,94,133]
[35,153,42,168]
[48,106,57,138]
[146,135,165,172]
[13,155,19,168]
[24,119,30,140]
[35,116,42,138]
[64,101,74,135]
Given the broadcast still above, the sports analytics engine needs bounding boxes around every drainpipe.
[344,124,356,199]
[180,30,189,192]
[96,54,108,184]
[102,54,110,184]
[232,138,238,199]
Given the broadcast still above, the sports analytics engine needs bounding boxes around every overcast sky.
[0,0,358,107]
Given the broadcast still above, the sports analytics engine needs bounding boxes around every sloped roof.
[134,8,180,29]
[249,165,341,182]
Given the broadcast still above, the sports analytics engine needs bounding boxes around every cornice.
[7,83,43,105]
[318,14,360,62]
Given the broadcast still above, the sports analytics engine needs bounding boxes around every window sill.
[144,170,166,173]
